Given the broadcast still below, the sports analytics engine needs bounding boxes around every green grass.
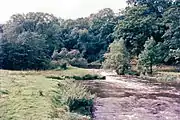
[0,67,93,120]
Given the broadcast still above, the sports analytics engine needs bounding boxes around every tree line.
[0,0,179,73]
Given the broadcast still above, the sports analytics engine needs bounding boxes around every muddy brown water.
[84,70,180,120]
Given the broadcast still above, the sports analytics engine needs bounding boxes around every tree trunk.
[150,57,153,75]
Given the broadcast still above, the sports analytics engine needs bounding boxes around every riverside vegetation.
[0,67,105,120]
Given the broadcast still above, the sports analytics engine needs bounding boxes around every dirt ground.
[86,70,180,120]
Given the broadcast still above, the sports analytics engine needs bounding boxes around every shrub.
[67,49,81,59]
[88,61,102,69]
[46,76,65,80]
[52,48,88,68]
[70,58,88,68]
[103,39,130,75]
[68,98,93,116]
[50,60,67,70]
[52,81,93,112]
[46,74,106,81]
[52,48,68,60]
[72,74,105,80]
[51,80,93,119]
[127,70,140,76]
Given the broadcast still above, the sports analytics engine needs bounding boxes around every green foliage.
[70,58,88,68]
[85,8,117,62]
[88,61,102,69]
[0,1,180,70]
[56,8,117,63]
[52,48,88,68]
[0,12,61,70]
[46,74,106,81]
[114,0,179,67]
[138,38,165,74]
[103,39,130,75]
[127,70,140,76]
[114,5,153,55]
[68,98,93,116]
[0,32,50,70]
[50,60,68,70]
[52,80,93,119]
[72,74,105,80]
[162,2,180,63]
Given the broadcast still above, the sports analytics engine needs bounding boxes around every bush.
[50,60,67,70]
[52,49,88,68]
[67,49,81,59]
[88,61,102,69]
[115,64,130,75]
[126,70,140,76]
[72,74,105,80]
[68,98,93,116]
[51,80,93,119]
[103,39,130,75]
[51,48,68,60]
[46,76,65,80]
[46,74,106,81]
[70,58,88,68]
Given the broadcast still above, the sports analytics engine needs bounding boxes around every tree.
[138,38,165,74]
[114,3,169,56]
[58,8,117,63]
[162,2,180,63]
[1,3,180,70]
[127,0,172,16]
[0,32,50,70]
[103,39,130,75]
[3,12,62,56]
[87,8,117,62]
[0,12,62,70]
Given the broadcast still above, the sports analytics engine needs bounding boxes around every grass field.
[0,67,93,120]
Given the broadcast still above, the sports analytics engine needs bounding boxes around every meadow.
[0,67,95,120]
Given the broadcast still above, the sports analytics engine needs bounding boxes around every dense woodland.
[0,0,179,74]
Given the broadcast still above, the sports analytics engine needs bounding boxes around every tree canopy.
[0,0,179,72]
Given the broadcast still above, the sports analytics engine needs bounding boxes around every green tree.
[88,8,117,62]
[138,38,165,74]
[114,4,168,56]
[103,39,130,75]
[3,12,62,55]
[0,12,62,70]
[58,8,117,63]
[162,2,180,63]
[0,32,50,70]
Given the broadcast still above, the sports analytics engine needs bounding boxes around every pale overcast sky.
[0,0,127,23]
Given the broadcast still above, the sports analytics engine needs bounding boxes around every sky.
[0,0,127,23]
